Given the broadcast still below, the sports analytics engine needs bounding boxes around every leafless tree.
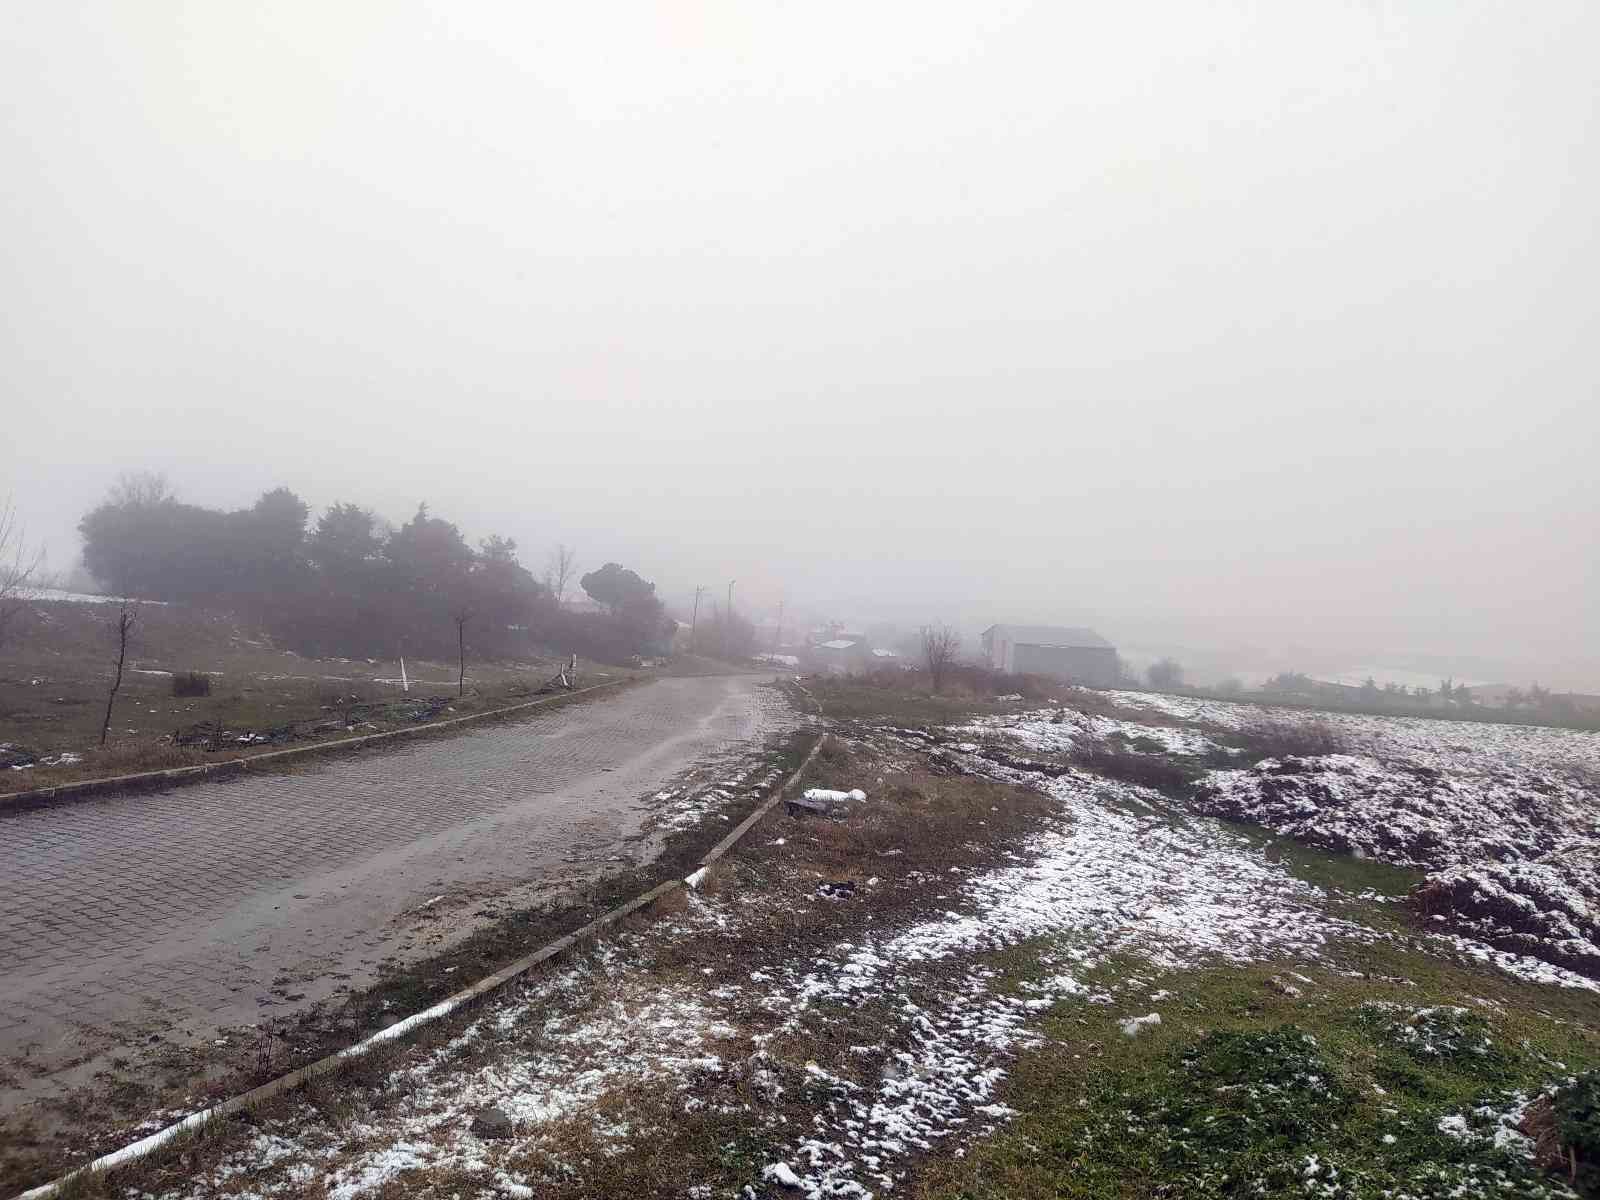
[0,495,46,651]
[99,600,137,746]
[546,543,578,607]
[920,624,961,694]
[108,470,173,509]
[453,609,471,697]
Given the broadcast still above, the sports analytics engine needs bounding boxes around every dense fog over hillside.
[4,1,1596,687]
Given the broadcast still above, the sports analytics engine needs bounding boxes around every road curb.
[11,727,829,1200]
[0,679,636,814]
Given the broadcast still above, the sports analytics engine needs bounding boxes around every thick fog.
[4,2,1596,687]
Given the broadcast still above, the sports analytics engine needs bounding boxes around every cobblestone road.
[0,675,793,1100]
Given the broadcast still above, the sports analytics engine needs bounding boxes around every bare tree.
[108,470,173,509]
[920,624,961,694]
[0,495,46,651]
[453,609,471,697]
[99,600,137,746]
[546,543,578,607]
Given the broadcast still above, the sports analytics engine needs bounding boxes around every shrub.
[171,671,212,697]
[1071,740,1199,798]
[1555,1069,1600,1190]
[1231,718,1344,760]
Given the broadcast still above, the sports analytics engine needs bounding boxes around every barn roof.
[984,624,1113,650]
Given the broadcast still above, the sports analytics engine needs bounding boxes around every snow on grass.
[1433,1091,1540,1157]
[892,747,1377,970]
[954,706,1222,758]
[132,701,1595,1200]
[1418,842,1600,980]
[738,748,1393,1197]
[1093,689,1600,982]
[153,925,747,1199]
[1105,689,1600,778]
[1191,752,1597,870]
[1359,1001,1500,1062]
[942,735,1598,994]
[14,587,166,606]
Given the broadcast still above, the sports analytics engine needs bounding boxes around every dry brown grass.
[0,674,638,796]
[1,595,631,785]
[1226,718,1347,761]
[1070,739,1201,798]
[749,736,1055,911]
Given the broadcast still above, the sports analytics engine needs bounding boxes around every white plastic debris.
[1119,1012,1162,1037]
[803,788,867,803]
[684,867,710,890]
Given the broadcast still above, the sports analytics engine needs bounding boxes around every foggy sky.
[4,2,1596,685]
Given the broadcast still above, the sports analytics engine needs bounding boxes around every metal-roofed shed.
[980,624,1118,684]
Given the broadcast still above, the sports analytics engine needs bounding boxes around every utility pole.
[727,579,736,622]
[690,586,704,653]
[774,600,784,651]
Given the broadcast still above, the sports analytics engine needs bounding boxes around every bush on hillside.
[1231,719,1345,761]
[171,671,212,697]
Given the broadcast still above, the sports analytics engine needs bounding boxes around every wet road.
[0,675,792,1098]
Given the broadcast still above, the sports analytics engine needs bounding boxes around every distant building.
[981,624,1118,685]
[810,637,871,674]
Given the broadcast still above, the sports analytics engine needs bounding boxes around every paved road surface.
[0,675,792,1101]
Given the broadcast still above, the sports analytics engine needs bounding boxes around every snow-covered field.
[14,587,165,606]
[126,713,1597,1200]
[966,691,1600,984]
[1191,752,1596,869]
[1104,689,1600,779]
[952,703,1223,759]
[1419,843,1600,979]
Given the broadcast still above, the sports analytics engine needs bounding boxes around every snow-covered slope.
[1189,753,1596,869]
[963,693,1600,981]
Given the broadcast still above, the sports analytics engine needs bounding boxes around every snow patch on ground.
[1100,690,1599,981]
[742,745,1391,1197]
[1418,842,1600,979]
[1105,690,1600,779]
[955,707,1223,758]
[1191,752,1596,871]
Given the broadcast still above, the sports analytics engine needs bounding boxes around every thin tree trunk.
[457,617,466,697]
[100,604,132,746]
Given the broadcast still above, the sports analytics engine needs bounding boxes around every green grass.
[1557,1072,1600,1192]
[1215,818,1425,899]
[919,939,1600,1200]
[807,678,1013,725]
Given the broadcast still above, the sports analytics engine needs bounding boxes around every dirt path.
[0,675,795,1108]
